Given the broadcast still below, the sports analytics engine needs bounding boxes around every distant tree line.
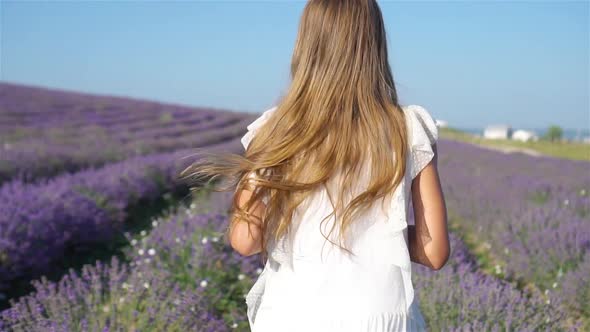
[542,125,563,142]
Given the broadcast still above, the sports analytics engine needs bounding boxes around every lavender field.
[0,82,587,331]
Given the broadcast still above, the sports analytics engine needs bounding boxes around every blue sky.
[2,0,588,130]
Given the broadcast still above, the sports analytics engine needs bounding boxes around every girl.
[181,0,449,331]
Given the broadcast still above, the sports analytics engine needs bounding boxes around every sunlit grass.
[440,127,590,161]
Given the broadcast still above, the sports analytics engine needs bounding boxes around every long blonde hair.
[179,0,408,262]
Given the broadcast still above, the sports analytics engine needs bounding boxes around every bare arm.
[229,184,266,257]
[408,144,450,270]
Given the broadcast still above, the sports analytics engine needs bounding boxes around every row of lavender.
[1,83,257,184]
[0,136,244,299]
[0,82,233,130]
[437,140,590,323]
[1,189,578,331]
[1,113,251,185]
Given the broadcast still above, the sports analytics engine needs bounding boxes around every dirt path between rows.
[455,139,545,157]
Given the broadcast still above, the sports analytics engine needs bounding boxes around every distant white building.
[435,119,448,128]
[512,129,538,142]
[484,125,512,139]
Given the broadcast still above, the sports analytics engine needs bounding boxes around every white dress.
[240,104,438,332]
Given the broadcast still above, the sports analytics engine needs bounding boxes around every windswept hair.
[179,0,408,262]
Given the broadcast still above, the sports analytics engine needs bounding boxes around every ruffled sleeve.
[404,104,439,180]
[240,105,278,150]
[240,106,278,205]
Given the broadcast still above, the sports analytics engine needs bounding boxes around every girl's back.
[243,104,438,331]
